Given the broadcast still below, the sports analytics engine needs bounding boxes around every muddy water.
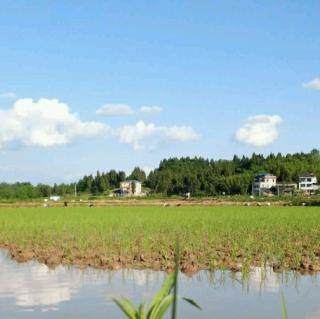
[1,250,320,319]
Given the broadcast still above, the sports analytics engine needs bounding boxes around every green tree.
[129,167,146,183]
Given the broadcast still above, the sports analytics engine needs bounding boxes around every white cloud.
[116,120,199,150]
[0,98,198,151]
[0,98,110,148]
[96,104,163,116]
[235,114,282,147]
[96,104,135,116]
[0,91,17,99]
[140,106,163,114]
[303,78,320,90]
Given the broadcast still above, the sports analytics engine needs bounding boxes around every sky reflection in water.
[1,250,320,319]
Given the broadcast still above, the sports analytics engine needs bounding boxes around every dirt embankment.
[1,242,320,276]
[0,198,291,208]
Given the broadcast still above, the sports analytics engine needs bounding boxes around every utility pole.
[74,183,77,198]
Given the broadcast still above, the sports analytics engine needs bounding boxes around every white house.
[252,173,277,196]
[49,195,61,201]
[299,175,319,194]
[120,180,143,196]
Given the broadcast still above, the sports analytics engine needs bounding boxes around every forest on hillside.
[1,150,320,200]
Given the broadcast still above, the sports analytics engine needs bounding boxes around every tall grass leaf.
[182,297,202,310]
[171,242,179,319]
[281,292,288,319]
[147,273,175,317]
[112,297,137,319]
[138,304,145,319]
[149,295,174,319]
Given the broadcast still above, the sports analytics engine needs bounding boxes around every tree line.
[1,150,319,199]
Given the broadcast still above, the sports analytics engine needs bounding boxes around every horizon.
[1,1,319,184]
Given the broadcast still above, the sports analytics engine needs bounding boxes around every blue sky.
[0,0,319,184]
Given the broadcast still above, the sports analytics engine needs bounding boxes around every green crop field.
[0,206,320,273]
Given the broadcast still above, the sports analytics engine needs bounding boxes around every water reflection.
[1,252,78,307]
[1,250,320,319]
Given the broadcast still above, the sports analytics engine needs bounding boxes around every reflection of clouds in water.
[123,269,164,287]
[2,250,320,319]
[0,251,116,308]
[248,267,280,293]
[106,269,165,301]
[41,307,59,312]
[0,254,78,307]
[130,270,152,286]
[0,251,162,309]
[305,310,320,319]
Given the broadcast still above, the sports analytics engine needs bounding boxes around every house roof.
[254,172,276,181]
[299,174,316,178]
[121,180,142,183]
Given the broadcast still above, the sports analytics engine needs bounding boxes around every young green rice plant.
[1,206,320,273]
[113,271,200,319]
[113,244,200,319]
[281,292,288,319]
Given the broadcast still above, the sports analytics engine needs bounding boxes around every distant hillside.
[1,150,319,199]
[145,149,320,196]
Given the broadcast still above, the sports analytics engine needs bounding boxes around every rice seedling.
[113,242,201,319]
[0,206,319,273]
[113,271,200,319]
[281,292,288,319]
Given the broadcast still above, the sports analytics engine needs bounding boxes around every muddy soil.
[1,242,319,276]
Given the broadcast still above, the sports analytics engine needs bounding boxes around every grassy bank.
[0,206,320,273]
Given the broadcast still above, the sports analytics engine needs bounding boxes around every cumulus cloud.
[140,106,163,114]
[96,104,135,116]
[234,115,282,147]
[0,98,110,148]
[116,120,199,150]
[303,78,320,90]
[96,103,164,116]
[0,91,17,99]
[0,98,198,151]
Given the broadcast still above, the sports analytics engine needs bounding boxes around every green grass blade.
[171,241,179,319]
[147,273,175,318]
[112,297,138,319]
[281,292,288,319]
[182,297,202,310]
[138,304,146,319]
[149,295,174,319]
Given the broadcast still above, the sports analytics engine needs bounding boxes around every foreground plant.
[281,292,288,319]
[113,268,200,319]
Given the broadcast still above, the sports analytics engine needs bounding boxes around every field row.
[0,206,320,274]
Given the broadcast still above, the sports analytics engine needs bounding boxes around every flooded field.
[2,207,320,273]
[1,250,320,319]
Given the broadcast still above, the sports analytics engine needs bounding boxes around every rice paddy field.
[0,206,320,274]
